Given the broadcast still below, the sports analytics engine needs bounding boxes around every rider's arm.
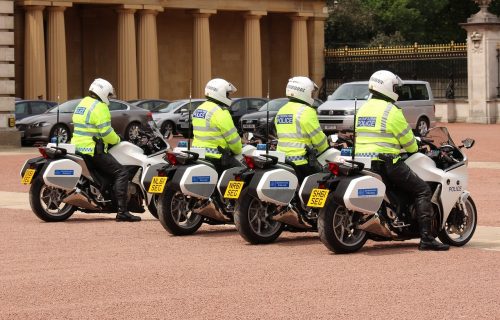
[302,108,328,153]
[216,109,242,155]
[92,104,120,145]
[390,107,418,153]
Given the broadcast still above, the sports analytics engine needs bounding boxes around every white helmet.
[204,78,237,107]
[286,76,318,106]
[368,70,402,102]
[89,78,115,105]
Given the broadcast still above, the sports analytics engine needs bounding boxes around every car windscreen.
[329,84,370,101]
[157,101,185,113]
[48,99,80,113]
[258,99,288,112]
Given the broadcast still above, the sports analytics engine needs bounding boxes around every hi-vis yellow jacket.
[275,101,328,165]
[71,97,120,156]
[355,98,417,161]
[192,101,242,159]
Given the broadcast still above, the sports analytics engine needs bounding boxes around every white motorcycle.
[20,123,170,222]
[315,127,477,253]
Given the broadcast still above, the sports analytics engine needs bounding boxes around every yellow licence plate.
[307,188,330,208]
[224,181,244,199]
[21,169,36,185]
[148,176,168,193]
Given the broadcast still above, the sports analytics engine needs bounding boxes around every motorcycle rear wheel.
[157,189,203,235]
[438,196,477,246]
[318,196,367,254]
[29,177,76,222]
[234,189,283,244]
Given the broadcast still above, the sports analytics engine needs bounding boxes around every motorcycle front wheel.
[147,194,159,219]
[29,177,76,222]
[438,196,477,246]
[233,189,283,244]
[318,196,367,254]
[157,189,203,235]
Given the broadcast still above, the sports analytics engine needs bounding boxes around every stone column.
[461,1,500,123]
[192,9,215,98]
[24,5,46,100]
[47,4,71,102]
[138,7,163,99]
[117,7,138,100]
[308,15,327,94]
[244,11,266,97]
[290,13,311,77]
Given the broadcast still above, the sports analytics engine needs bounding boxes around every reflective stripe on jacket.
[275,101,328,165]
[191,101,242,159]
[71,96,120,156]
[354,98,418,162]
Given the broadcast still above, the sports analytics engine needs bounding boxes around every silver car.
[152,99,205,135]
[317,80,436,135]
[16,98,151,145]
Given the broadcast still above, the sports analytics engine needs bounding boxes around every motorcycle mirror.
[247,132,254,140]
[462,138,475,149]
[330,134,339,143]
[164,130,173,140]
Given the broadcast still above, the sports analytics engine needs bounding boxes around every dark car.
[16,98,151,145]
[128,99,171,111]
[176,97,268,138]
[239,98,323,137]
[15,100,58,121]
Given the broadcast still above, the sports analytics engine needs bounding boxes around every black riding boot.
[418,218,449,251]
[114,173,141,222]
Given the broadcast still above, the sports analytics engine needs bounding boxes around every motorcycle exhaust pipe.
[358,214,396,238]
[272,208,313,229]
[193,201,231,222]
[63,191,100,210]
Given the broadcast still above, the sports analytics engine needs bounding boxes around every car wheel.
[161,121,175,135]
[416,117,429,136]
[49,124,71,143]
[125,122,142,141]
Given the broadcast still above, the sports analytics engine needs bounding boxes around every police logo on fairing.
[193,109,207,119]
[277,114,293,124]
[357,117,376,127]
[74,106,86,115]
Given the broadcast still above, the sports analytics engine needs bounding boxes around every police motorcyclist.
[354,70,448,251]
[191,78,242,173]
[275,76,329,182]
[71,78,141,222]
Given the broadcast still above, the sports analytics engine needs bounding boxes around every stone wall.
[0,0,20,147]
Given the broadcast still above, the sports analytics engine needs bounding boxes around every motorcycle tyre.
[233,189,283,244]
[318,197,367,254]
[147,194,159,219]
[157,190,203,236]
[438,196,477,246]
[29,177,76,222]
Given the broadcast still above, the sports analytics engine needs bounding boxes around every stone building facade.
[14,0,327,104]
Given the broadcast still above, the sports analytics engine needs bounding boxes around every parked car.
[239,98,323,137]
[317,80,436,135]
[152,99,205,135]
[128,99,170,111]
[176,97,268,138]
[16,98,151,145]
[15,99,57,121]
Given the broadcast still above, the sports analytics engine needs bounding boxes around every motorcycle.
[156,143,264,235]
[231,145,342,244]
[316,126,477,253]
[20,121,171,222]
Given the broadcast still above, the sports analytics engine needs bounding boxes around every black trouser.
[89,153,129,212]
[371,158,434,236]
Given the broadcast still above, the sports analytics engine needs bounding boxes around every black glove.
[92,136,105,155]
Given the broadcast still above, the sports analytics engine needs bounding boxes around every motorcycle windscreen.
[255,169,298,206]
[43,159,82,190]
[217,166,245,196]
[178,164,218,199]
[340,176,386,214]
[298,172,331,206]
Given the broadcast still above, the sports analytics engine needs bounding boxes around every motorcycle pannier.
[254,169,298,206]
[171,164,218,199]
[43,159,82,190]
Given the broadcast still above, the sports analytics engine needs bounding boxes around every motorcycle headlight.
[29,122,50,128]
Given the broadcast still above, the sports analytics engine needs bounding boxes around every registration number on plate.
[224,181,244,199]
[21,169,36,185]
[242,124,255,129]
[306,188,330,208]
[148,176,168,193]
